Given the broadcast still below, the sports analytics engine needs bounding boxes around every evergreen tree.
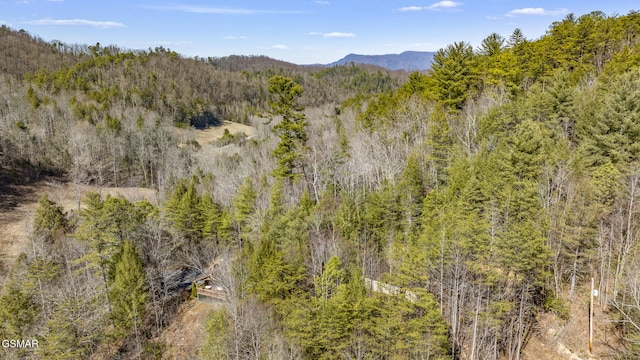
[108,240,147,338]
[248,238,305,302]
[579,69,640,167]
[0,282,38,340]
[33,194,67,242]
[165,176,222,243]
[315,256,346,301]
[266,75,309,180]
[40,299,88,360]
[201,309,230,359]
[231,177,257,245]
[429,41,478,110]
[478,33,505,56]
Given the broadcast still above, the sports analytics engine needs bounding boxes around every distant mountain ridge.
[327,51,435,71]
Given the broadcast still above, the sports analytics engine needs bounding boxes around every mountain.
[327,51,435,71]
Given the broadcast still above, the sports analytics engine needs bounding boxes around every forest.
[2,9,640,360]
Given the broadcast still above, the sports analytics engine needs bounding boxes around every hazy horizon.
[2,1,638,64]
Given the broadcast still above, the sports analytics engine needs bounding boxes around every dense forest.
[2,9,640,360]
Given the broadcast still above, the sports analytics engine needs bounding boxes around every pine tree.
[231,177,256,245]
[315,256,346,302]
[266,76,308,180]
[248,238,304,302]
[201,309,230,359]
[41,299,87,360]
[579,69,640,167]
[428,42,478,110]
[0,282,38,340]
[33,194,67,242]
[108,240,147,338]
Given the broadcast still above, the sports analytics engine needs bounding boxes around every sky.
[1,0,638,64]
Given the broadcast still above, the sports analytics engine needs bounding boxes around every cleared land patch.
[159,300,219,359]
[179,120,256,147]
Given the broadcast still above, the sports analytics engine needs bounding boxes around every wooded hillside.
[2,10,640,359]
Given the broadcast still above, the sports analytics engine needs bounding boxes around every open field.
[178,120,256,146]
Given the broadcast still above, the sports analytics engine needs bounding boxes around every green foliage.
[75,193,152,275]
[248,238,305,302]
[591,162,621,207]
[108,240,147,335]
[428,42,478,109]
[336,187,401,273]
[0,282,38,339]
[315,256,346,301]
[313,64,399,96]
[164,176,222,242]
[201,309,230,359]
[266,75,309,180]
[286,265,450,359]
[40,299,89,360]
[216,128,246,146]
[143,340,166,360]
[26,85,41,109]
[228,177,257,244]
[355,91,398,130]
[478,33,505,56]
[7,10,640,358]
[33,194,67,241]
[578,69,640,167]
[543,291,571,321]
[426,106,454,183]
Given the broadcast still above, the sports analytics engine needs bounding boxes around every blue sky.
[1,0,637,64]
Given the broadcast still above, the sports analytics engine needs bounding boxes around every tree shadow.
[190,110,222,130]
[0,161,59,211]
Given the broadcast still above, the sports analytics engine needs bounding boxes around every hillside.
[328,50,435,71]
[0,25,405,188]
[2,10,640,360]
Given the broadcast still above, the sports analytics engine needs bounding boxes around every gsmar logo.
[2,339,39,348]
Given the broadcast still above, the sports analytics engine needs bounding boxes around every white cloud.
[399,6,424,12]
[24,19,126,28]
[309,31,356,38]
[146,5,302,15]
[315,1,330,4]
[506,8,569,17]
[272,44,289,50]
[426,1,462,10]
[399,2,462,12]
[323,32,356,39]
[222,35,247,40]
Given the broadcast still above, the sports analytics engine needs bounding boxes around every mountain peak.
[328,51,435,71]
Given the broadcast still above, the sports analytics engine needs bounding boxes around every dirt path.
[0,183,40,271]
[160,300,220,359]
[522,286,620,360]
